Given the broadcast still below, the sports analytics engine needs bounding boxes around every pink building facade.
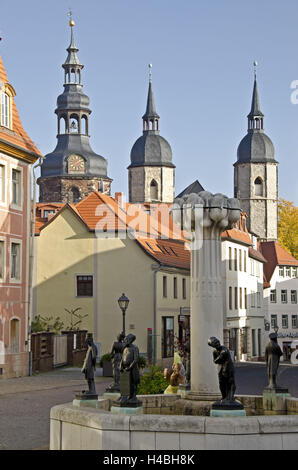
[0,56,40,378]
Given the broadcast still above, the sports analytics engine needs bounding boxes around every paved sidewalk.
[0,367,110,396]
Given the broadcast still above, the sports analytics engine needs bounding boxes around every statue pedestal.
[263,387,291,415]
[210,399,246,417]
[110,406,143,415]
[103,392,121,401]
[73,398,100,409]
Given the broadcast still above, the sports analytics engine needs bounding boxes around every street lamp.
[118,293,130,336]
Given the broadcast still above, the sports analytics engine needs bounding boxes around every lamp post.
[118,293,129,336]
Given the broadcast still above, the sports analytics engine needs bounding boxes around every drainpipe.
[28,156,44,375]
[152,263,162,365]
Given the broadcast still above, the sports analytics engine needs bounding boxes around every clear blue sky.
[1,0,298,204]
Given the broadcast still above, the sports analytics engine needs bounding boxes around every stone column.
[172,191,240,400]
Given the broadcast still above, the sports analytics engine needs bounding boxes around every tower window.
[150,179,158,201]
[1,93,10,128]
[254,177,263,196]
[69,186,80,203]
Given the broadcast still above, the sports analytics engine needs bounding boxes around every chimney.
[115,192,125,209]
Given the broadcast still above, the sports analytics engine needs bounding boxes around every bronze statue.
[208,336,237,403]
[106,332,125,392]
[265,333,283,389]
[80,333,98,398]
[117,334,142,407]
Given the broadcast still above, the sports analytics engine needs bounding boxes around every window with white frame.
[1,92,10,128]
[10,242,21,280]
[279,266,284,277]
[0,240,4,279]
[271,315,277,328]
[11,168,21,207]
[281,290,287,304]
[282,315,288,329]
[286,266,291,277]
[291,290,297,304]
[292,315,298,329]
[0,164,5,202]
[270,289,277,303]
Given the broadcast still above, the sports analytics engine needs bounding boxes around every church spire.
[62,13,83,85]
[142,64,160,132]
[247,61,264,131]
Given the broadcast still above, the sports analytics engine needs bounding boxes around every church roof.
[176,180,205,198]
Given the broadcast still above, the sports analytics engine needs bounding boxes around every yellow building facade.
[33,192,190,363]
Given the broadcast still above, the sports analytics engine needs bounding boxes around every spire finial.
[149,63,152,83]
[253,60,258,79]
[67,8,75,27]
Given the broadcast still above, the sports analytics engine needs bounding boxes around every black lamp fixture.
[118,293,130,336]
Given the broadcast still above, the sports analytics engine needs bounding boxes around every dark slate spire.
[142,65,160,132]
[40,17,109,180]
[236,62,276,164]
[129,65,174,168]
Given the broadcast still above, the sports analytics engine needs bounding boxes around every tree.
[278,198,298,259]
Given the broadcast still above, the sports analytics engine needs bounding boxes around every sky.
[1,0,298,204]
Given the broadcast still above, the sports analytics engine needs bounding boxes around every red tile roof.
[260,241,298,283]
[0,56,41,159]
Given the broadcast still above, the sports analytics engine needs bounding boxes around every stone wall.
[50,402,298,450]
[38,176,111,203]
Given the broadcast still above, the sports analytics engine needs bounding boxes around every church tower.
[234,64,278,241]
[128,66,175,204]
[38,18,112,203]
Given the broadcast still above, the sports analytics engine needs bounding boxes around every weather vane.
[149,63,152,82]
[253,60,258,78]
[67,8,75,27]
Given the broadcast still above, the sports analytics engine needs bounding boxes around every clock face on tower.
[67,154,86,174]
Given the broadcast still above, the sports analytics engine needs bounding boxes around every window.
[286,267,291,277]
[10,319,20,353]
[0,240,4,279]
[251,259,255,276]
[0,164,5,202]
[11,168,21,207]
[257,291,261,308]
[234,248,237,271]
[256,262,260,277]
[162,317,174,358]
[229,287,232,310]
[279,266,284,277]
[254,177,263,196]
[234,286,238,309]
[291,290,297,304]
[10,242,21,280]
[251,291,256,308]
[271,315,277,329]
[292,315,298,329]
[150,180,158,201]
[163,276,167,298]
[76,275,93,297]
[229,247,232,271]
[182,278,186,299]
[242,327,248,354]
[1,92,10,128]
[282,315,288,329]
[281,290,287,304]
[43,210,55,218]
[239,287,243,309]
[244,251,247,272]
[244,288,247,309]
[239,250,242,271]
[270,290,277,303]
[173,277,178,299]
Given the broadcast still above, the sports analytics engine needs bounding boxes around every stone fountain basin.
[50,394,298,450]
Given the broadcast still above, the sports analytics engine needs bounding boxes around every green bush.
[137,365,168,395]
[138,355,147,369]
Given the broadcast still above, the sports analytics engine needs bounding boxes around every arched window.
[81,115,88,135]
[10,318,20,353]
[150,180,158,200]
[70,68,76,83]
[59,116,67,134]
[254,177,263,196]
[69,186,80,203]
[69,114,80,133]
